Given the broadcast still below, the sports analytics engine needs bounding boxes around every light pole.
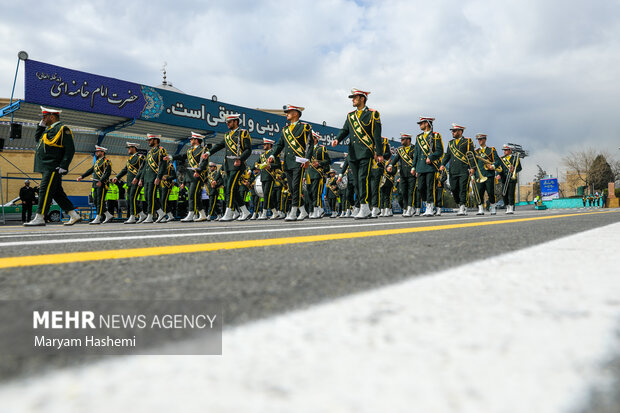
[9,51,29,124]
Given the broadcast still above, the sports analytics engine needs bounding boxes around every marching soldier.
[273,167,287,219]
[206,162,224,219]
[474,133,501,215]
[155,156,177,222]
[434,170,448,216]
[308,131,331,219]
[267,105,314,221]
[380,162,397,217]
[136,134,168,223]
[77,146,113,225]
[203,114,253,221]
[326,169,339,217]
[411,116,444,217]
[256,138,281,220]
[370,136,391,218]
[25,106,81,226]
[166,132,209,222]
[440,124,474,216]
[113,142,145,224]
[499,144,522,214]
[387,133,416,217]
[331,88,382,219]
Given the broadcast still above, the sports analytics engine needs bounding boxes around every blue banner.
[540,178,559,200]
[24,59,344,147]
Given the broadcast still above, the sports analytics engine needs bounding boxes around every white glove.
[39,120,46,127]
[57,168,68,175]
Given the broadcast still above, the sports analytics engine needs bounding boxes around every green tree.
[532,165,546,197]
[588,154,614,191]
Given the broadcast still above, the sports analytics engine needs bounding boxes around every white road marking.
[0,214,516,247]
[1,222,618,413]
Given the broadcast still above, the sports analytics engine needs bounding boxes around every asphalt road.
[0,207,619,382]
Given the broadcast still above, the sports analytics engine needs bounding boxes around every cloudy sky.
[2,0,619,182]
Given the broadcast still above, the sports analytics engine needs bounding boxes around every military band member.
[326,169,339,217]
[474,133,501,215]
[113,142,145,224]
[308,131,331,219]
[203,114,253,221]
[434,170,448,216]
[25,106,81,226]
[256,138,280,220]
[440,123,474,216]
[136,134,168,223]
[411,116,444,217]
[155,156,177,222]
[380,162,397,217]
[166,132,209,222]
[331,88,382,219]
[337,154,356,217]
[267,104,314,221]
[499,144,522,214]
[207,162,224,219]
[387,133,416,217]
[77,146,113,224]
[370,136,391,218]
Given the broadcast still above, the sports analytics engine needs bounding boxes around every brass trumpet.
[466,151,485,205]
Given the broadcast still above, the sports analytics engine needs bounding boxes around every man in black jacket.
[19,180,36,223]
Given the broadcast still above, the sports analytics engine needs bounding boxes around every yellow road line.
[0,211,614,269]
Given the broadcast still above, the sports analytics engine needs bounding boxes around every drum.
[254,176,264,197]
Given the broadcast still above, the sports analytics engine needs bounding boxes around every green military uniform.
[207,168,224,217]
[115,151,145,218]
[389,144,416,211]
[370,137,391,214]
[172,144,207,215]
[159,159,177,215]
[326,174,339,216]
[334,106,382,207]
[380,164,396,213]
[137,144,168,215]
[268,122,314,208]
[80,155,112,216]
[33,121,76,216]
[434,171,448,210]
[474,145,501,206]
[442,136,474,206]
[499,152,522,209]
[412,130,444,204]
[258,151,280,211]
[207,128,252,211]
[307,144,331,212]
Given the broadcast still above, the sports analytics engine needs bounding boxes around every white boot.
[136,212,146,223]
[89,215,103,225]
[238,206,251,221]
[298,206,309,220]
[370,207,380,218]
[166,213,175,222]
[269,208,280,220]
[232,210,240,220]
[490,203,497,215]
[351,207,359,217]
[507,205,514,215]
[315,206,324,218]
[285,207,299,221]
[355,203,371,219]
[24,213,46,227]
[195,209,208,222]
[142,214,154,223]
[476,204,484,215]
[181,211,195,222]
[344,209,351,218]
[436,206,442,216]
[378,208,385,217]
[64,210,82,226]
[422,203,434,216]
[258,209,268,220]
[413,208,420,216]
[124,215,137,224]
[462,205,468,216]
[221,208,235,221]
[155,210,167,223]
[456,204,464,216]
[251,212,258,220]
[387,208,393,217]
[402,206,411,217]
[278,211,286,219]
